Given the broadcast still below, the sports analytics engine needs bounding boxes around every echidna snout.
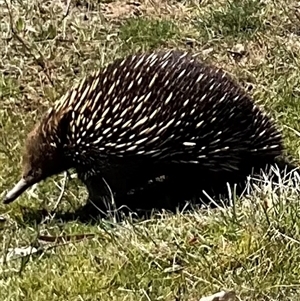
[3,50,292,209]
[3,126,67,204]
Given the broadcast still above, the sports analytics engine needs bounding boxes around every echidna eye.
[23,169,33,179]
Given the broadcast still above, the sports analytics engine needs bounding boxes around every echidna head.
[3,125,67,204]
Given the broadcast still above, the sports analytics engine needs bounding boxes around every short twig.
[61,0,72,22]
[52,171,69,212]
[41,171,69,224]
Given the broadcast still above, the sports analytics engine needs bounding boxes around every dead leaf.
[199,290,236,301]
[38,233,95,244]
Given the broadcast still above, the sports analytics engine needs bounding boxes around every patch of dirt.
[100,0,142,19]
[100,0,192,21]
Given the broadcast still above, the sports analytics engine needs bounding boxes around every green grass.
[119,17,180,51]
[0,0,300,300]
[196,0,267,39]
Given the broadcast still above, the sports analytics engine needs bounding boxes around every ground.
[0,0,300,300]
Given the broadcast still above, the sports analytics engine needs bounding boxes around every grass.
[196,0,267,39]
[119,17,180,51]
[0,0,300,300]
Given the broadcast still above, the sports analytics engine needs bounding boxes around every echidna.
[3,50,297,213]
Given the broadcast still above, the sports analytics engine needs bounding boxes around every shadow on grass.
[14,186,208,228]
[16,156,300,227]
[17,178,236,226]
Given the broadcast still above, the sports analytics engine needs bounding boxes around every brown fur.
[21,122,68,186]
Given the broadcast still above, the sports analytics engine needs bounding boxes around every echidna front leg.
[77,169,145,217]
[75,172,116,218]
[77,162,179,217]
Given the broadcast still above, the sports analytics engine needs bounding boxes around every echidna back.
[46,50,283,183]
